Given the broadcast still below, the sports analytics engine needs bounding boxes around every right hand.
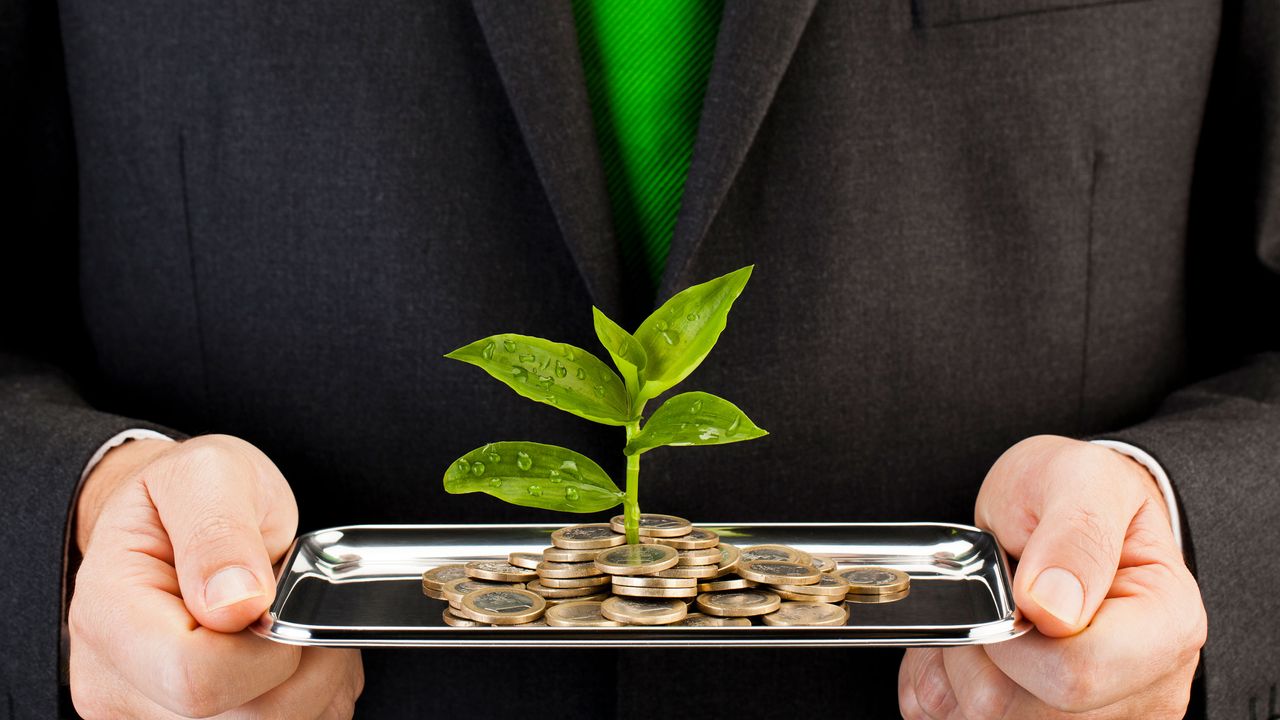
[69,434,364,718]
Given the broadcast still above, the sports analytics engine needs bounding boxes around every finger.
[985,560,1204,713]
[901,648,960,719]
[223,648,364,719]
[145,436,298,632]
[940,646,1026,720]
[76,516,302,717]
[1010,448,1146,636]
[899,653,925,719]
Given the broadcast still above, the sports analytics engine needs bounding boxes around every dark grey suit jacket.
[3,0,1277,717]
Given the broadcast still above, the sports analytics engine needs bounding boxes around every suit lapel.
[656,0,819,304]
[470,0,623,317]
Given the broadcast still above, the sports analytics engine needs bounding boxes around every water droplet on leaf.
[487,450,501,463]
[516,451,532,470]
[481,342,495,360]
[561,345,576,360]
[548,469,562,483]
[690,399,703,413]
[471,461,485,475]
[519,353,536,363]
[510,366,527,379]
[727,415,741,431]
[565,487,580,501]
[686,313,698,321]
[654,320,668,331]
[537,375,554,389]
[489,478,502,488]
[660,330,680,345]
[527,485,543,497]
[503,340,517,353]
[554,361,567,378]
[576,367,587,380]
[593,385,605,397]
[456,460,470,473]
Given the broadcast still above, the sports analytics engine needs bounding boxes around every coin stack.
[423,514,911,627]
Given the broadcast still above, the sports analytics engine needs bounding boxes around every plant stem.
[623,420,641,544]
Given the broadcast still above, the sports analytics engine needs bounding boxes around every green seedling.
[441,265,767,544]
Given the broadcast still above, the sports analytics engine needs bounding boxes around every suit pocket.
[913,0,1159,28]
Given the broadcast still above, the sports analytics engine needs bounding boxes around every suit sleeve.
[1095,0,1280,714]
[0,3,178,718]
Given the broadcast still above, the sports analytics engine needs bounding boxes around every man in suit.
[2,0,1276,717]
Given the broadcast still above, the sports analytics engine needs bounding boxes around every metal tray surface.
[253,522,1031,648]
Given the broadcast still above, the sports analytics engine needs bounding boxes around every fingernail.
[205,566,264,611]
[1029,567,1085,626]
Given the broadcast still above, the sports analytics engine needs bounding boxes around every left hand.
[898,435,1206,719]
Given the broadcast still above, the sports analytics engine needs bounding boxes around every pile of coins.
[421,514,911,628]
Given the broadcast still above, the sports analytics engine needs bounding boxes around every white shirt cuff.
[78,428,176,484]
[1090,439,1183,552]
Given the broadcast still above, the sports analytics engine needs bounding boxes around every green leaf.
[445,334,631,425]
[443,441,624,513]
[625,391,768,455]
[592,306,647,401]
[633,265,753,400]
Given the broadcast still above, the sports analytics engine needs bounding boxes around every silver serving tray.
[252,522,1031,648]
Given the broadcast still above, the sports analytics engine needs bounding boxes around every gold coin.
[675,547,722,566]
[761,602,849,627]
[846,587,910,604]
[715,543,742,576]
[772,588,845,603]
[773,573,850,597]
[810,556,838,573]
[507,552,543,570]
[537,575,610,589]
[611,584,699,599]
[423,586,446,600]
[839,567,911,595]
[737,560,822,586]
[422,564,469,592]
[652,563,720,579]
[442,607,485,627]
[460,588,546,625]
[525,579,604,599]
[600,596,688,625]
[609,513,693,538]
[696,589,782,617]
[546,591,610,605]
[611,575,697,588]
[537,560,604,579]
[593,543,679,576]
[542,546,602,562]
[739,545,805,564]
[544,600,623,627]
[697,574,756,593]
[672,613,753,627]
[551,523,627,550]
[654,528,720,550]
[441,578,523,605]
[465,560,538,583]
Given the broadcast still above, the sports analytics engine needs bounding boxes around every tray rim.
[253,521,1032,648]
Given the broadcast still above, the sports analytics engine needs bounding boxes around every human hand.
[898,435,1205,719]
[69,434,364,718]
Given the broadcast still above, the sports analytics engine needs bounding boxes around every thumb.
[1013,473,1142,638]
[145,438,294,633]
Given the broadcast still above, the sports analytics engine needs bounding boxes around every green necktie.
[571,0,725,302]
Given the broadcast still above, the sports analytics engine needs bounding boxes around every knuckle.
[912,664,957,717]
[1042,648,1100,713]
[957,673,1014,720]
[1063,505,1119,576]
[157,654,226,718]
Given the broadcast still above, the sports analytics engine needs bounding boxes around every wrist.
[75,438,177,553]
